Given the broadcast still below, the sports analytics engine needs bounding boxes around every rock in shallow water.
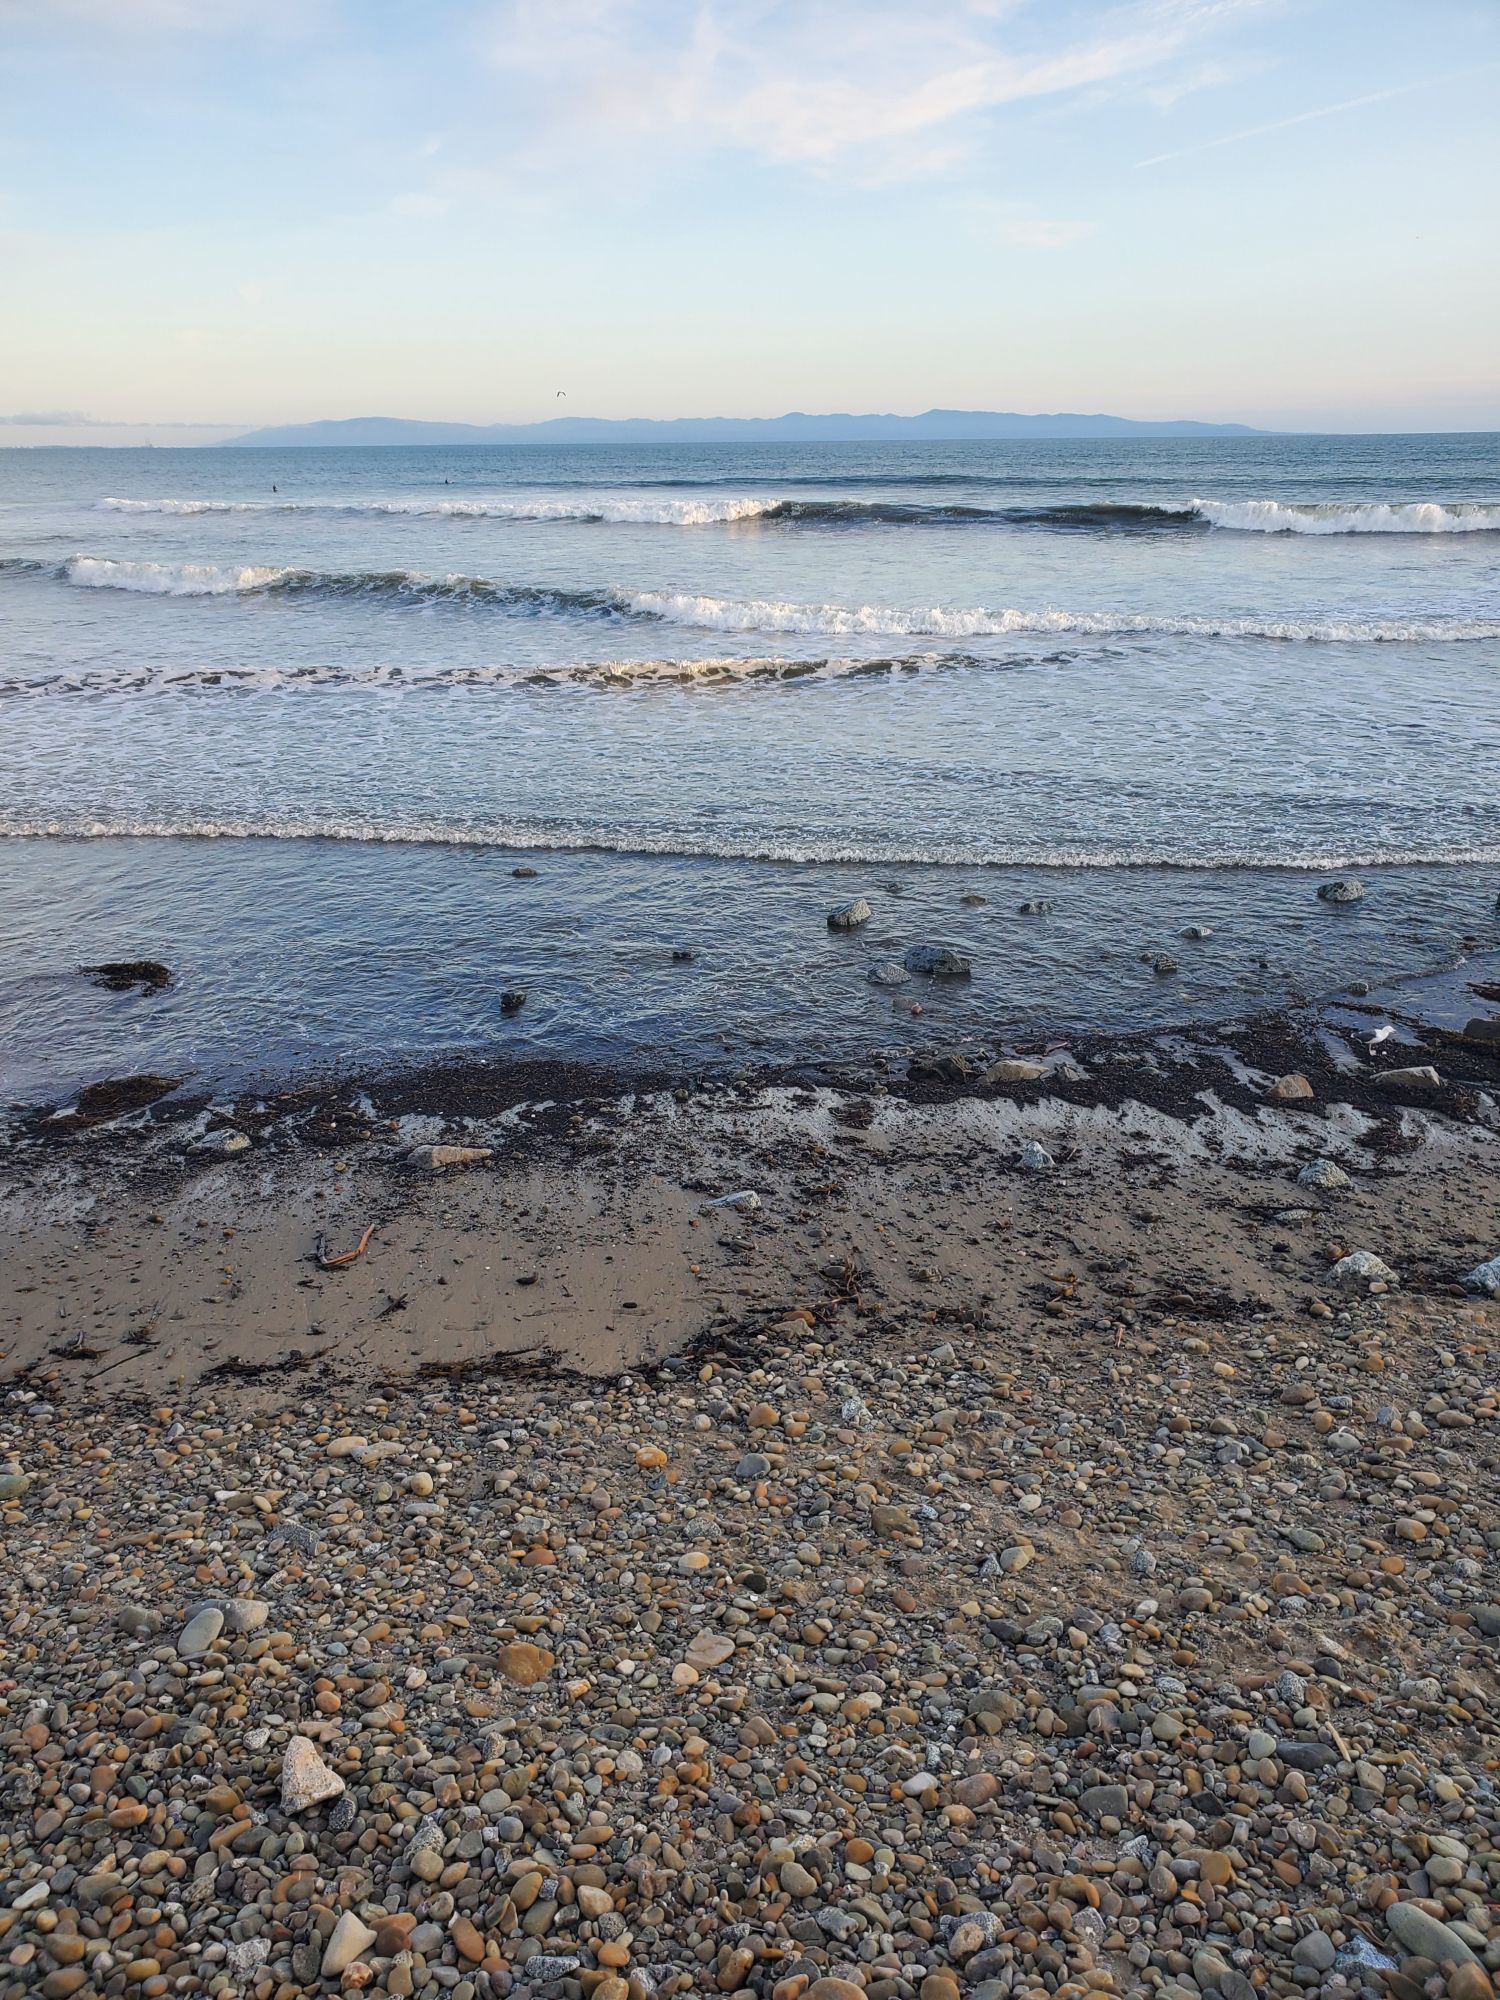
[1318,877,1365,903]
[827,897,872,929]
[904,944,971,976]
[866,960,909,986]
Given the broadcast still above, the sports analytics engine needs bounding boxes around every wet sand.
[4,977,1498,1401]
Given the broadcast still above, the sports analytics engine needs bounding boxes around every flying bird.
[556,390,566,398]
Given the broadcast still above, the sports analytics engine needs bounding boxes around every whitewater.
[3,429,1499,1088]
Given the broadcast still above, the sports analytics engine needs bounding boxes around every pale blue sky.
[2,0,1497,439]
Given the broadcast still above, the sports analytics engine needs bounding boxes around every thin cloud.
[485,0,1272,179]
[1000,217,1096,248]
[1134,73,1460,166]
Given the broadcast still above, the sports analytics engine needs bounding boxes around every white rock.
[1297,1158,1350,1191]
[407,1143,493,1171]
[321,1912,377,1979]
[1377,1064,1441,1092]
[685,1629,736,1670]
[1461,1254,1500,1296]
[280,1734,345,1812]
[1331,1250,1398,1286]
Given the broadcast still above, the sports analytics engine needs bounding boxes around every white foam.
[1193,497,1500,534]
[96,493,786,525]
[0,655,866,698]
[64,555,293,595]
[6,815,1499,870]
[627,590,1500,644]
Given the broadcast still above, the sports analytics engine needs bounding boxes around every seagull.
[556,390,566,398]
[1368,1024,1397,1049]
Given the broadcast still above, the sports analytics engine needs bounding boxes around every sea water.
[1,434,1497,1096]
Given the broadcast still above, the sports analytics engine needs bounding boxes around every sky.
[1,0,1497,440]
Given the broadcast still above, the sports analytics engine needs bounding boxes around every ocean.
[2,433,1498,1099]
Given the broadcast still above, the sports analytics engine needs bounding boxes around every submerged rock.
[866,960,909,986]
[1318,878,1365,903]
[904,944,971,977]
[83,959,172,993]
[1017,898,1054,915]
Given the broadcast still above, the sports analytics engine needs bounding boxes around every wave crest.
[6,814,1500,870]
[44,557,1500,643]
[91,493,1500,533]
[1192,497,1500,534]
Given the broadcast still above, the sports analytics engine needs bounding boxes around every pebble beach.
[4,983,1500,2000]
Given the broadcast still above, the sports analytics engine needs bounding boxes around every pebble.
[279,1733,345,1811]
[2,1268,1498,2000]
[322,1912,378,1978]
[174,1604,224,1656]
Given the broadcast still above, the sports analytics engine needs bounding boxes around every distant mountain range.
[227,408,1263,447]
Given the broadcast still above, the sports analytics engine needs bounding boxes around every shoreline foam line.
[4,818,1499,868]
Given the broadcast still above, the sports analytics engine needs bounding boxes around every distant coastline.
[224,407,1266,448]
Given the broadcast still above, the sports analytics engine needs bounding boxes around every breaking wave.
[91,494,1500,532]
[94,493,1186,529]
[58,556,623,616]
[46,557,1500,642]
[623,591,1500,645]
[1191,498,1500,534]
[8,814,1500,869]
